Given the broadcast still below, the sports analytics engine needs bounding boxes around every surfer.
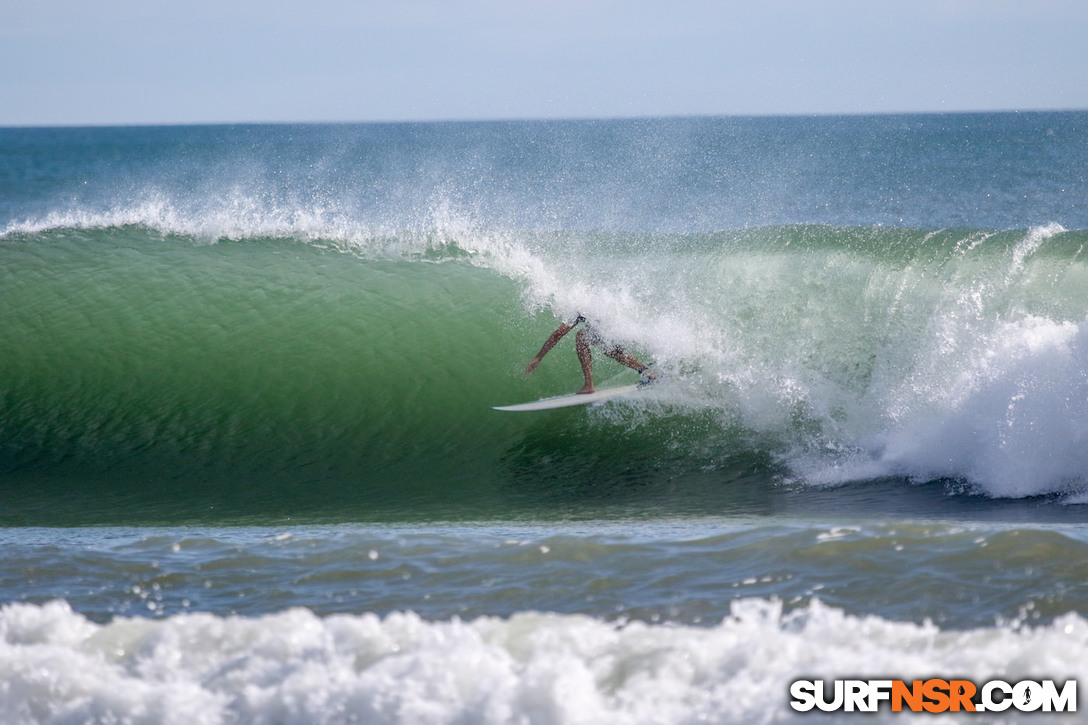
[524,315,654,394]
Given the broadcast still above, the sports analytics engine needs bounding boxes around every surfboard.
[492,383,641,412]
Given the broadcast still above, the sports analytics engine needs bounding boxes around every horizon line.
[3,107,1087,131]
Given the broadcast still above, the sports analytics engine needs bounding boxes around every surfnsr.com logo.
[790,679,1077,714]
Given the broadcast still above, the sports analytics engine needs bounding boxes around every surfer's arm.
[525,323,574,375]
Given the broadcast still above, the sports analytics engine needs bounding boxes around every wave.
[3,218,1088,522]
[2,598,1085,724]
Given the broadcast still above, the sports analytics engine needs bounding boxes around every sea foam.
[2,599,1086,724]
[871,315,1088,497]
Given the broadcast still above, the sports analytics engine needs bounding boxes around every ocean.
[2,113,1088,723]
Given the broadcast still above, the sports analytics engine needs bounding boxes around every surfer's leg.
[605,347,658,383]
[604,347,644,372]
[575,328,595,394]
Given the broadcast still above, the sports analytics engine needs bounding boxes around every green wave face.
[3,223,1088,523]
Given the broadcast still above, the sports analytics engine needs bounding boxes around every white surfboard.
[492,383,641,412]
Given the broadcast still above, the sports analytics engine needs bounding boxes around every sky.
[2,0,1087,126]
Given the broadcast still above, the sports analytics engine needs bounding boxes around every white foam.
[665,225,1088,499]
[1,599,1085,724]
[865,316,1088,496]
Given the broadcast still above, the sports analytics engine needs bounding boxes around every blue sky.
[3,0,1087,126]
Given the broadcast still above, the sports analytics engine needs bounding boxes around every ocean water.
[2,113,1088,723]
